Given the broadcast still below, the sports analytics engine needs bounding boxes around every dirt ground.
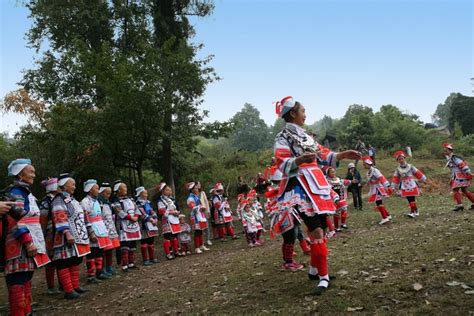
[1,158,474,315]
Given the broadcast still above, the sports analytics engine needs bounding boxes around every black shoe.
[308,274,336,281]
[97,273,111,280]
[470,204,474,210]
[128,264,139,270]
[64,291,81,299]
[313,278,330,296]
[452,205,464,212]
[308,273,318,281]
[152,259,160,264]
[74,287,88,294]
[87,277,101,284]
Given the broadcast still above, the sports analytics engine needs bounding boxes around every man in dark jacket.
[345,163,363,210]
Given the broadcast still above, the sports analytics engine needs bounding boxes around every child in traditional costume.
[362,157,393,225]
[391,150,427,217]
[135,186,159,265]
[178,215,192,255]
[326,167,351,231]
[443,143,474,211]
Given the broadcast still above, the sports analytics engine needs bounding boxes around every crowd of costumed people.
[1,96,473,314]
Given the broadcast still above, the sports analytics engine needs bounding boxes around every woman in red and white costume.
[362,157,393,224]
[391,151,427,217]
[157,183,182,260]
[443,143,474,211]
[187,182,210,254]
[3,159,49,315]
[211,183,238,241]
[273,96,360,295]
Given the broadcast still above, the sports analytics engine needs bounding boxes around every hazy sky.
[1,0,472,135]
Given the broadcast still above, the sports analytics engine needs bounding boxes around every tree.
[371,105,427,150]
[336,104,375,148]
[432,92,462,127]
[448,95,474,136]
[8,0,218,193]
[230,103,272,151]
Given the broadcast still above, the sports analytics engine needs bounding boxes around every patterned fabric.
[327,177,350,211]
[157,195,181,235]
[366,167,390,202]
[98,196,119,240]
[39,194,55,255]
[187,193,208,231]
[242,211,258,233]
[212,194,233,224]
[111,196,142,241]
[81,195,110,247]
[3,182,41,275]
[446,154,472,188]
[178,223,192,243]
[274,123,338,216]
[391,163,426,197]
[136,198,159,238]
[51,192,90,260]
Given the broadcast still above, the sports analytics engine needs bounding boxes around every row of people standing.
[1,158,242,315]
